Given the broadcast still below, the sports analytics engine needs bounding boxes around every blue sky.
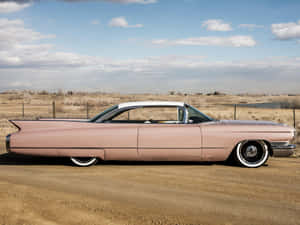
[0,0,300,93]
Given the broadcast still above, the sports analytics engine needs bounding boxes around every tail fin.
[9,120,21,131]
[8,120,68,132]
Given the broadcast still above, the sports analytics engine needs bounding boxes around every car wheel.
[70,157,98,167]
[235,140,269,168]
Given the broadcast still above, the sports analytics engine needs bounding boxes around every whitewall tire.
[70,157,98,167]
[235,140,269,168]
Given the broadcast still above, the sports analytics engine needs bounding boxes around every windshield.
[186,104,214,123]
[89,105,118,122]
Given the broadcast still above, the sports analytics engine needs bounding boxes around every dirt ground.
[0,149,299,225]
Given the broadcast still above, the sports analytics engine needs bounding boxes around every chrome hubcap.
[245,145,258,157]
[237,141,269,167]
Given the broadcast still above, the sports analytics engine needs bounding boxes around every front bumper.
[271,142,296,157]
[5,134,11,153]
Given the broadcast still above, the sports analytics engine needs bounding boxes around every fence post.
[293,108,296,128]
[22,102,24,118]
[234,104,237,120]
[86,102,89,119]
[52,101,56,119]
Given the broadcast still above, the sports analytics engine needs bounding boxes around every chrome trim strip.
[271,144,296,150]
[233,131,292,134]
[10,146,224,150]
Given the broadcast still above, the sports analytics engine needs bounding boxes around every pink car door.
[96,124,138,161]
[138,124,202,161]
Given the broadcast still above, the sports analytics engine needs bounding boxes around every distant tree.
[39,90,49,95]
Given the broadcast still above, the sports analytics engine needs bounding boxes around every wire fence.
[0,101,298,128]
[0,101,108,120]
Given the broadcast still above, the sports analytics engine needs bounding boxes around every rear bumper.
[5,134,11,153]
[271,143,296,157]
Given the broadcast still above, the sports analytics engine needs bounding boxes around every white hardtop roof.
[118,101,185,109]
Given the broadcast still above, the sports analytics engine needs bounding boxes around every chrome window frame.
[92,102,212,124]
[96,105,188,124]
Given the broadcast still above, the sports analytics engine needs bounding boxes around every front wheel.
[70,157,98,167]
[235,140,269,168]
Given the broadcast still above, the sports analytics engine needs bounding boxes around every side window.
[112,111,130,121]
[108,107,184,124]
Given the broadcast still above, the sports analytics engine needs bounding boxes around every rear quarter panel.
[10,121,138,160]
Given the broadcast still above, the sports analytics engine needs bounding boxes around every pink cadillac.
[6,101,296,167]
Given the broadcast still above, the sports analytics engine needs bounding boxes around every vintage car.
[6,101,296,167]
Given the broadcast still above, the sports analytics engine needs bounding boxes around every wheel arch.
[226,139,273,161]
[262,140,273,156]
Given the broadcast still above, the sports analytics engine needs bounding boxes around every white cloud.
[0,18,55,51]
[271,20,300,40]
[0,0,157,4]
[238,24,264,29]
[202,19,232,31]
[1,54,300,93]
[103,0,157,3]
[0,18,299,94]
[152,39,168,45]
[10,81,32,88]
[0,18,67,68]
[0,2,31,13]
[152,36,256,47]
[90,20,100,25]
[108,17,143,28]
[0,18,23,26]
[63,0,157,4]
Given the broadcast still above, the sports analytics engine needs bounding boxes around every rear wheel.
[235,140,269,168]
[70,157,98,167]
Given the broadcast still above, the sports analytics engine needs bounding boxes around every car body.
[6,101,296,167]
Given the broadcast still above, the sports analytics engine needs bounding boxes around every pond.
[237,102,283,109]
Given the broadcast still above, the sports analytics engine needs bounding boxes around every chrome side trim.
[271,144,296,149]
[10,146,223,150]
